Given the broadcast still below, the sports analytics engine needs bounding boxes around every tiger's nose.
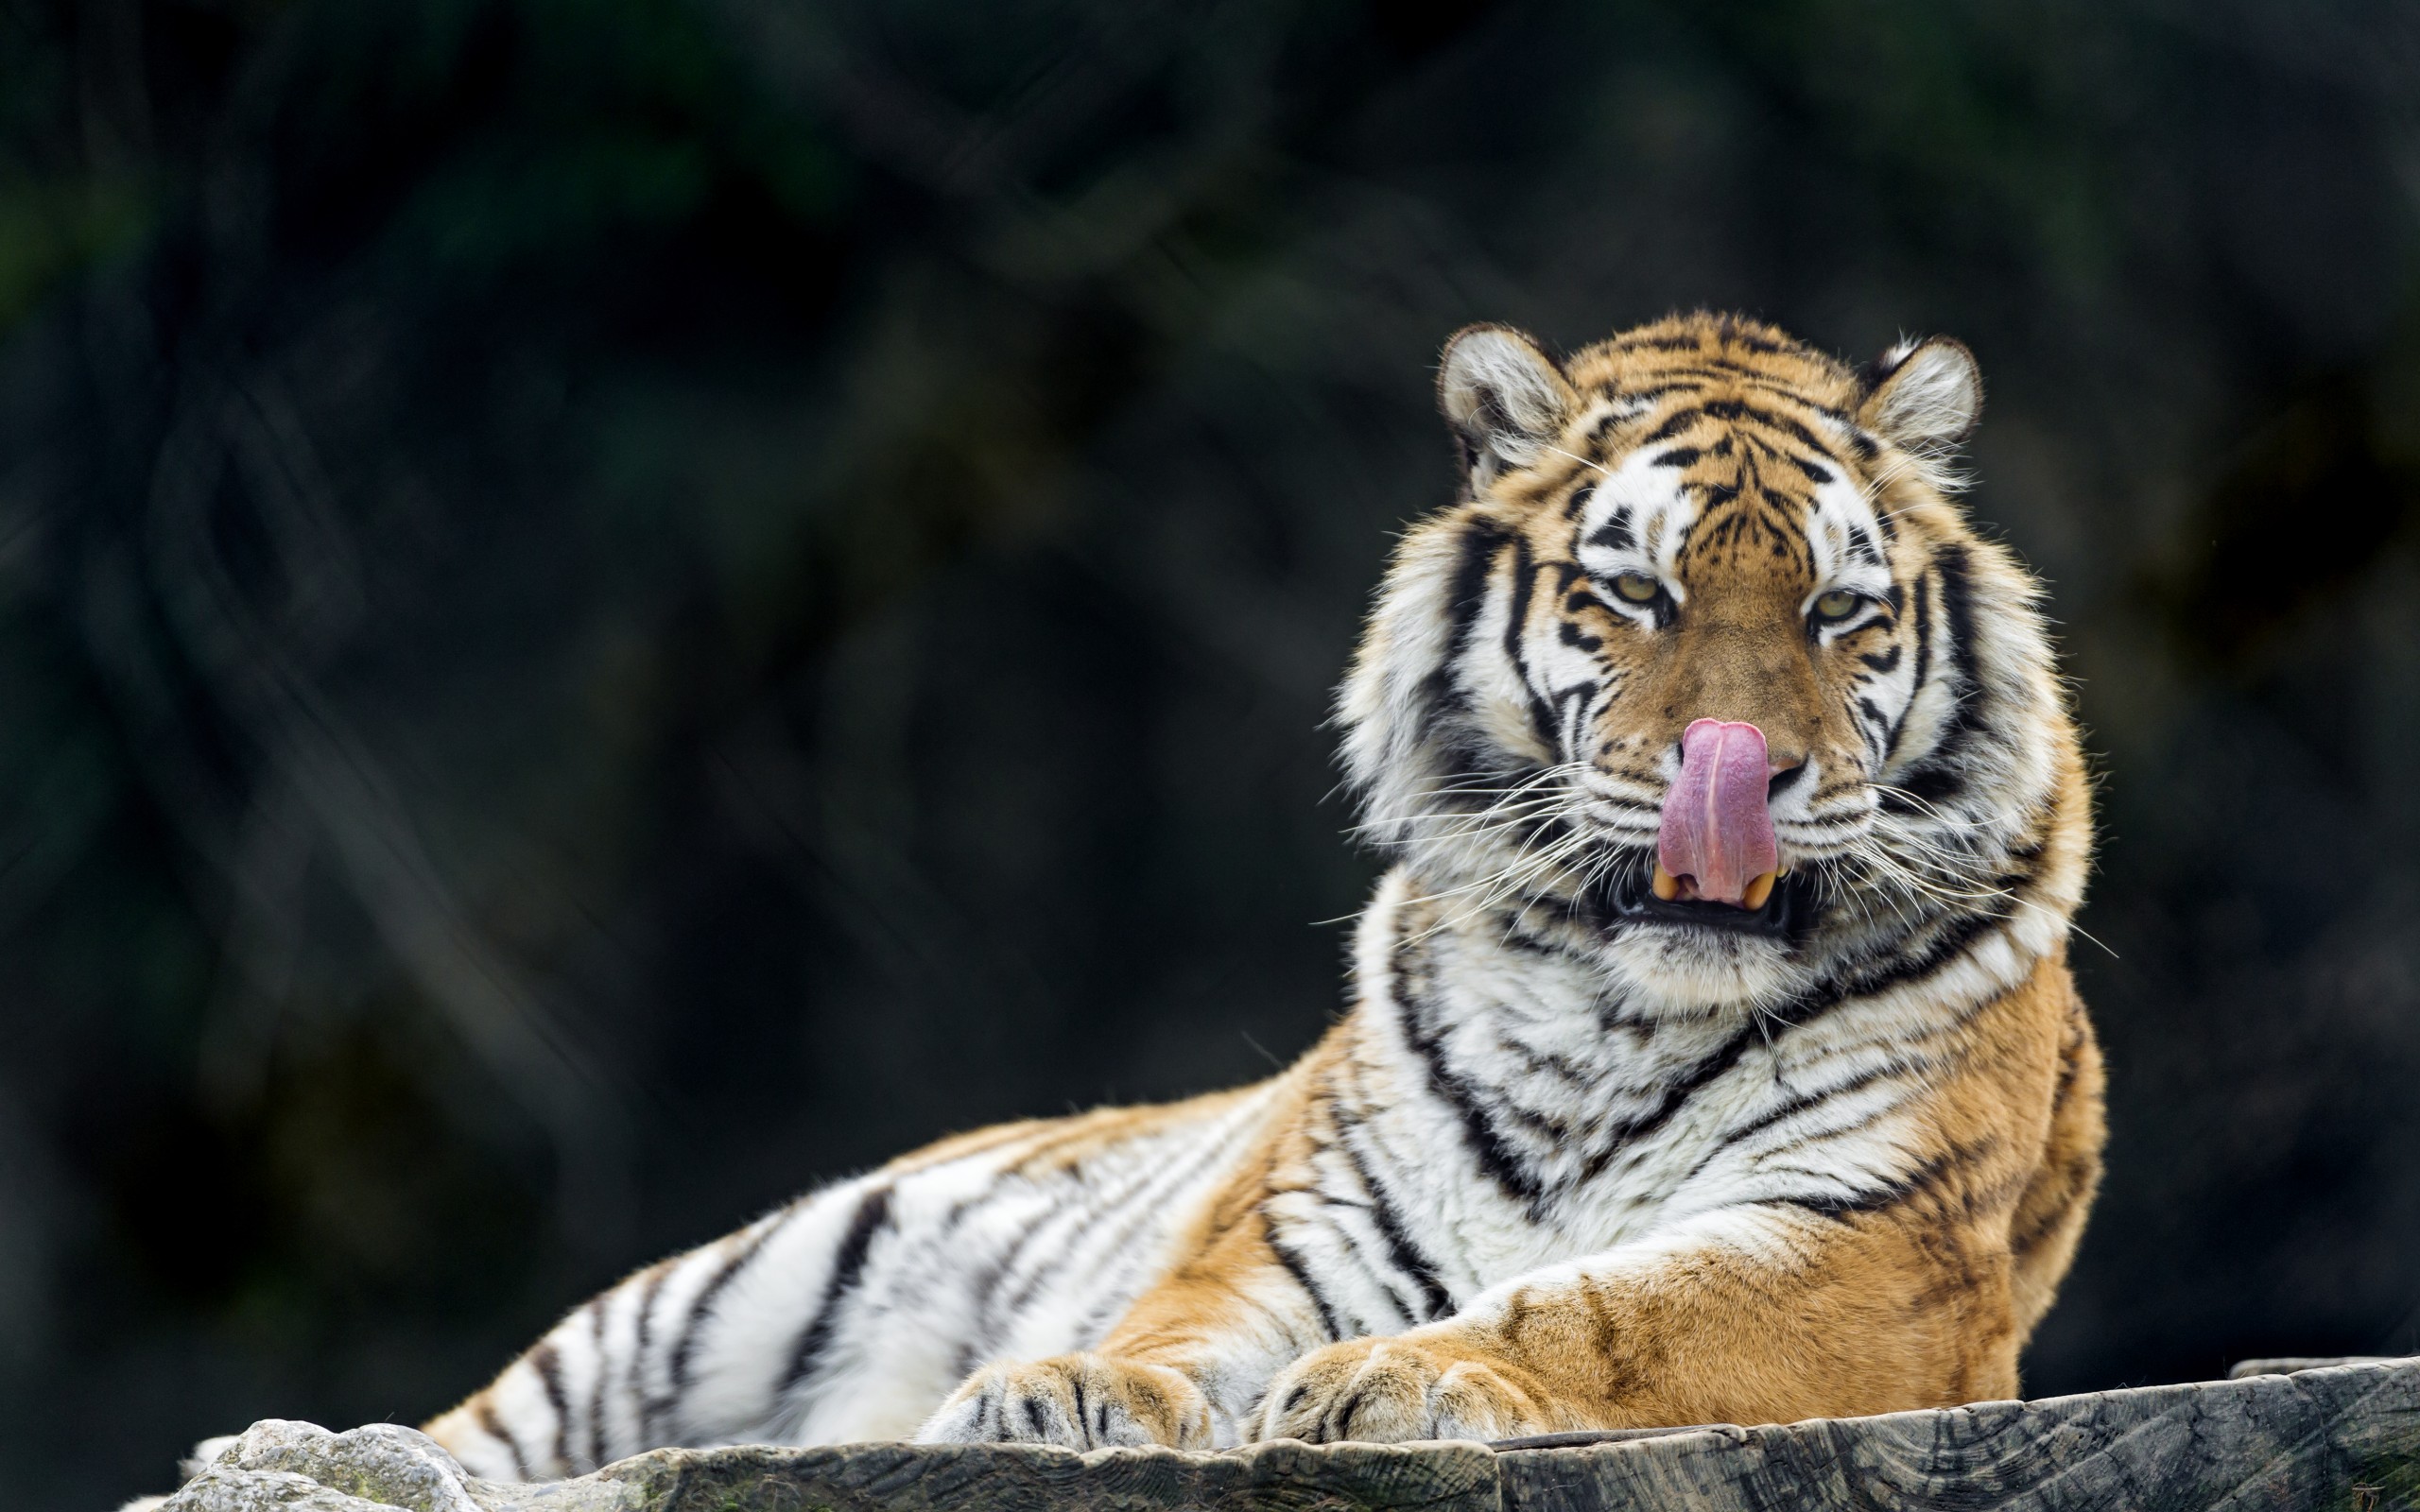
[1766,753,1810,799]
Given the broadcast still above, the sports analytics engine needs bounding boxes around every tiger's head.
[1340,313,2084,1019]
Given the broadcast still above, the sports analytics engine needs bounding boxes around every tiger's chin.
[1599,922,1808,1019]
[1563,859,1820,1018]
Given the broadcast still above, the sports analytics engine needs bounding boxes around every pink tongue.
[1658,719,1779,907]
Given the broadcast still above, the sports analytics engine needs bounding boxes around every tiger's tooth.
[1651,863,1682,901]
[1742,871,1777,910]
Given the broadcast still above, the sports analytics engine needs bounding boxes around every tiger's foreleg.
[913,1244,1327,1451]
[1256,1200,2021,1443]
[918,1125,1335,1450]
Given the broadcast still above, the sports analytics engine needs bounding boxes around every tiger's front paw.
[915,1352,1215,1449]
[1255,1332,1564,1443]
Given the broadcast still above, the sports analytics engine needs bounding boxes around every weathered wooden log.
[1493,1357,2420,1512]
[2230,1357,2399,1381]
[158,1357,2420,1512]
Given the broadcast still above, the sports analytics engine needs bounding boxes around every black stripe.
[1638,406,1701,444]
[1584,513,1636,553]
[476,1400,532,1481]
[1699,397,1827,453]
[529,1342,570,1472]
[1392,931,1547,1206]
[1896,544,1984,800]
[1333,1118,1454,1322]
[1794,908,2002,1021]
[1269,1232,1342,1342]
[1500,538,1558,751]
[1637,365,1828,408]
[1617,381,1704,405]
[1684,1060,1910,1182]
[1884,570,1933,762]
[1490,1027,1599,1089]
[1787,1149,1959,1218]
[779,1184,896,1396]
[1789,1138,2000,1222]
[585,1301,608,1471]
[631,1262,673,1445]
[1447,518,1511,656]
[1371,1205,1454,1323]
[1554,683,1594,759]
[1416,516,1513,730]
[667,1216,784,1405]
[1717,320,1789,355]
[1934,542,1981,711]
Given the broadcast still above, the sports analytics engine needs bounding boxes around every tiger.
[283,311,2102,1480]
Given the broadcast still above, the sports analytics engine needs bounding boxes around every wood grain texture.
[575,1437,1500,1512]
[162,1360,2420,1512]
[1495,1359,2420,1512]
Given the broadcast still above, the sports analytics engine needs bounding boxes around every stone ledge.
[161,1358,2420,1512]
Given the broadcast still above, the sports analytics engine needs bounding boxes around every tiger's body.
[422,312,2103,1477]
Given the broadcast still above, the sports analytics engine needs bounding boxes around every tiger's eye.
[1812,589,1861,621]
[1613,573,1661,604]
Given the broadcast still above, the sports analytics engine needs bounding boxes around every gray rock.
[148,1358,2420,1512]
[154,1422,497,1512]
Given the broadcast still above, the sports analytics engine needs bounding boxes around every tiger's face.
[1342,314,2063,1019]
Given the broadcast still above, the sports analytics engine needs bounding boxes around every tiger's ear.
[1858,335,1982,454]
[1439,325,1576,484]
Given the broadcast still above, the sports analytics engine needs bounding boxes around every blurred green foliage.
[3,1,2420,1507]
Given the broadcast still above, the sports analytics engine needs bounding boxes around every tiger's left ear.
[1858,336,1982,453]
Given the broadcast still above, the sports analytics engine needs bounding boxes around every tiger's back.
[424,1088,1281,1468]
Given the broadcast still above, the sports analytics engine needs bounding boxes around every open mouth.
[1588,862,1820,942]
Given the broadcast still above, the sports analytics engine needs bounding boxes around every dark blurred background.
[4,0,2420,1504]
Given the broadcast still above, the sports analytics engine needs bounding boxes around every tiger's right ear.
[1439,325,1576,485]
[1858,335,1982,455]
